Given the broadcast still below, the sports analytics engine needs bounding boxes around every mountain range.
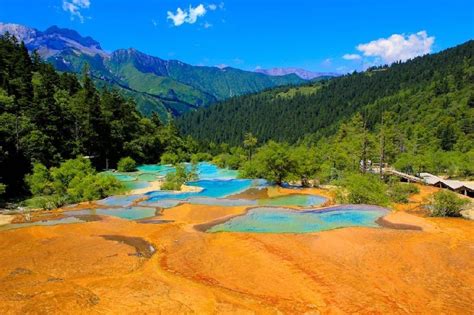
[0,22,315,118]
[255,67,338,80]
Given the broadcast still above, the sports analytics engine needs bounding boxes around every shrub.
[225,154,243,170]
[117,157,137,172]
[94,174,125,197]
[161,172,182,191]
[239,141,296,184]
[25,195,66,210]
[25,157,124,209]
[315,163,340,185]
[68,174,124,202]
[25,163,54,196]
[429,191,469,217]
[161,151,181,165]
[49,158,96,196]
[336,173,390,206]
[212,154,226,168]
[212,153,244,170]
[388,182,420,203]
[190,152,212,164]
[289,145,319,187]
[161,163,198,191]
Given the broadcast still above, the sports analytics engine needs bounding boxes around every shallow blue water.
[1,163,379,234]
[137,164,174,175]
[98,194,144,207]
[108,163,248,199]
[114,174,137,181]
[187,197,258,207]
[135,162,238,180]
[64,206,158,220]
[144,179,254,200]
[258,194,327,207]
[141,193,328,209]
[188,179,254,198]
[194,163,238,180]
[145,190,198,201]
[207,205,388,233]
[125,181,150,191]
[141,178,255,207]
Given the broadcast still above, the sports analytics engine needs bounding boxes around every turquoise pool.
[124,181,150,191]
[140,178,261,208]
[187,179,254,198]
[137,164,174,173]
[257,194,327,207]
[193,163,238,180]
[184,193,327,208]
[98,194,144,207]
[104,162,243,194]
[1,162,385,234]
[113,173,137,181]
[206,205,388,233]
[134,163,238,180]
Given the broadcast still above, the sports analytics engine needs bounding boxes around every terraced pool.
[1,163,388,233]
[257,194,327,207]
[105,163,239,184]
[63,207,158,220]
[206,205,389,233]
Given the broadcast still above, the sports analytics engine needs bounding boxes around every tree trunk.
[301,175,309,187]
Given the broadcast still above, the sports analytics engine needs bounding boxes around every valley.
[0,3,473,314]
[0,23,309,118]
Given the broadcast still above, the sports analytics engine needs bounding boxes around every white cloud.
[151,19,158,27]
[216,64,228,69]
[62,0,90,23]
[343,53,361,60]
[203,22,213,29]
[167,8,188,26]
[167,4,207,26]
[356,31,435,64]
[208,2,224,10]
[188,4,206,23]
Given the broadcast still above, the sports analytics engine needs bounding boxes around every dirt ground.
[0,185,473,314]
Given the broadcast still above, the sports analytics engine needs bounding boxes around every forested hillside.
[50,48,304,118]
[178,40,474,147]
[0,34,193,197]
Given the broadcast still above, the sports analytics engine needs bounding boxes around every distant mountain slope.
[0,23,304,118]
[255,67,338,80]
[178,40,474,145]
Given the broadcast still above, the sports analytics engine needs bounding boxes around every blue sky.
[1,0,473,72]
